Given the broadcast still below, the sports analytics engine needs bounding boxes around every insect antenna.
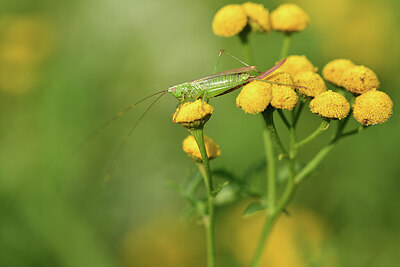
[70,90,167,156]
[104,91,167,182]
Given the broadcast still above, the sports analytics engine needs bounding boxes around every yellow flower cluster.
[236,72,298,113]
[322,59,355,87]
[322,59,393,125]
[182,135,221,162]
[236,80,272,114]
[309,90,350,120]
[172,100,214,128]
[270,4,310,32]
[353,91,393,126]
[212,3,309,37]
[278,55,317,76]
[212,2,270,37]
[294,71,327,98]
[340,65,380,94]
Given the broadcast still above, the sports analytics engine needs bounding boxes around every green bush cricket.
[76,49,299,179]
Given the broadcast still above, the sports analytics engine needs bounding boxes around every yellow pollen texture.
[182,135,221,161]
[353,90,393,126]
[322,59,355,87]
[267,72,298,110]
[212,5,247,37]
[270,4,310,32]
[278,55,317,76]
[173,100,213,124]
[236,81,272,114]
[340,65,380,94]
[294,71,327,97]
[242,2,270,33]
[309,90,350,119]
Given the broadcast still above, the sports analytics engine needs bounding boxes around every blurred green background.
[0,0,399,266]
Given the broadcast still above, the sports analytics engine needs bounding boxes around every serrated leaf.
[243,201,266,216]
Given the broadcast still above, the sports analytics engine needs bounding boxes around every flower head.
[277,55,317,76]
[212,5,247,37]
[353,90,393,126]
[270,4,310,32]
[267,72,298,110]
[294,71,327,97]
[242,2,270,33]
[236,80,272,114]
[182,135,221,162]
[340,65,380,94]
[172,100,214,129]
[309,90,350,119]
[322,59,355,87]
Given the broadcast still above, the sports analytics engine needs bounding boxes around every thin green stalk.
[251,123,298,267]
[263,128,276,210]
[292,97,305,127]
[190,127,215,267]
[280,33,292,59]
[238,26,253,65]
[277,110,291,129]
[296,119,330,148]
[262,107,288,158]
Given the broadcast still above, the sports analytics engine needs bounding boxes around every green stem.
[280,33,292,59]
[296,119,330,148]
[263,128,276,210]
[292,97,305,127]
[251,110,299,267]
[238,26,253,65]
[190,127,215,267]
[262,107,288,158]
[277,110,291,129]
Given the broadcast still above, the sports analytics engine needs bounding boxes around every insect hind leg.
[213,49,261,74]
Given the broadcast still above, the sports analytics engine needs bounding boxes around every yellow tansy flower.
[309,90,350,119]
[242,2,270,33]
[212,5,247,37]
[172,100,214,128]
[353,90,393,126]
[340,65,380,94]
[278,55,317,76]
[294,71,327,97]
[322,59,356,87]
[270,4,310,32]
[267,72,298,110]
[182,135,221,162]
[236,80,272,114]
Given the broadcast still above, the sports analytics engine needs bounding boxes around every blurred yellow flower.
[236,80,272,114]
[322,59,356,87]
[120,219,204,267]
[221,203,337,267]
[270,4,310,32]
[172,100,214,128]
[0,15,54,94]
[267,72,298,111]
[352,90,393,126]
[182,135,221,162]
[278,55,317,76]
[340,65,380,95]
[212,5,247,37]
[309,90,350,119]
[242,2,270,33]
[294,71,327,97]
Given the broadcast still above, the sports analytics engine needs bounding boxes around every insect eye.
[170,87,176,92]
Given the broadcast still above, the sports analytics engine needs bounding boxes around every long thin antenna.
[71,90,167,156]
[104,91,167,181]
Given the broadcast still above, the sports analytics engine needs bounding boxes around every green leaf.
[243,201,266,216]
